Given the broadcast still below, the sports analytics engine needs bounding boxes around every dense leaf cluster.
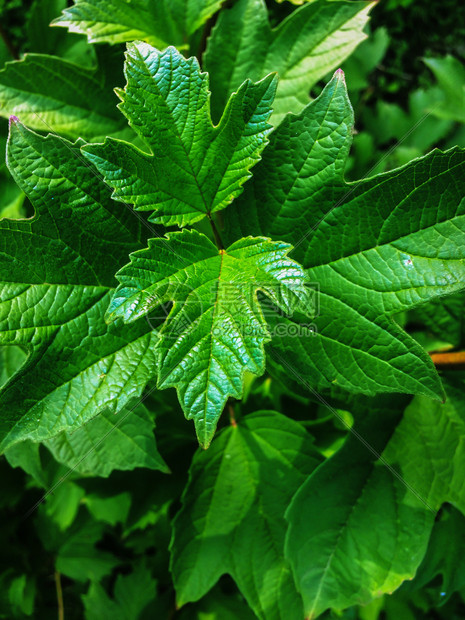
[1,1,465,619]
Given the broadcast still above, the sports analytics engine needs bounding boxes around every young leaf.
[171,410,323,619]
[44,404,169,477]
[0,121,157,453]
[204,0,373,125]
[52,0,224,50]
[0,55,129,141]
[285,378,465,616]
[106,229,312,448]
[83,43,277,227]
[225,70,465,399]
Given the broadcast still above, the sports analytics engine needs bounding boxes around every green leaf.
[106,228,311,447]
[26,0,96,65]
[82,43,277,227]
[204,0,373,125]
[423,55,465,124]
[0,54,129,141]
[82,564,157,620]
[403,505,465,606]
[410,291,465,348]
[4,440,48,488]
[8,574,35,617]
[44,404,169,477]
[225,70,465,398]
[0,120,158,453]
[43,481,85,530]
[0,345,25,388]
[171,410,323,619]
[84,491,131,526]
[285,378,465,616]
[55,520,120,582]
[52,0,224,50]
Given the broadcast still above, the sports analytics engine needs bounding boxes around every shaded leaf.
[285,378,465,616]
[44,404,169,477]
[171,410,323,619]
[82,564,157,619]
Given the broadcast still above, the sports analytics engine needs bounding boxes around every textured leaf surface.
[83,43,277,227]
[107,229,311,447]
[171,410,323,619]
[53,0,223,49]
[285,379,465,616]
[44,404,169,477]
[204,0,373,125]
[225,71,465,398]
[0,121,157,452]
[0,54,127,140]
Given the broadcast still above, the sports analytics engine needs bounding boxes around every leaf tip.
[9,115,19,128]
[333,68,346,84]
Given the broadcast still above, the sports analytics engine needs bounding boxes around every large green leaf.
[106,229,312,447]
[44,404,169,477]
[171,410,323,619]
[204,0,373,125]
[285,378,465,617]
[0,120,158,453]
[52,0,224,49]
[0,54,129,141]
[224,70,465,398]
[83,43,277,227]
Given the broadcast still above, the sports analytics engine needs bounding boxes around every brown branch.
[228,403,237,427]
[55,571,64,620]
[55,570,65,620]
[430,351,465,367]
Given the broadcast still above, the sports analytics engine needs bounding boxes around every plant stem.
[430,351,465,368]
[208,214,224,250]
[228,403,237,427]
[55,571,64,620]
[0,24,19,60]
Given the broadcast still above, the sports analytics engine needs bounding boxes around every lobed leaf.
[204,0,373,125]
[52,0,224,49]
[285,378,465,616]
[0,54,128,141]
[0,120,157,452]
[83,43,277,227]
[225,70,465,399]
[171,410,323,619]
[106,229,312,447]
